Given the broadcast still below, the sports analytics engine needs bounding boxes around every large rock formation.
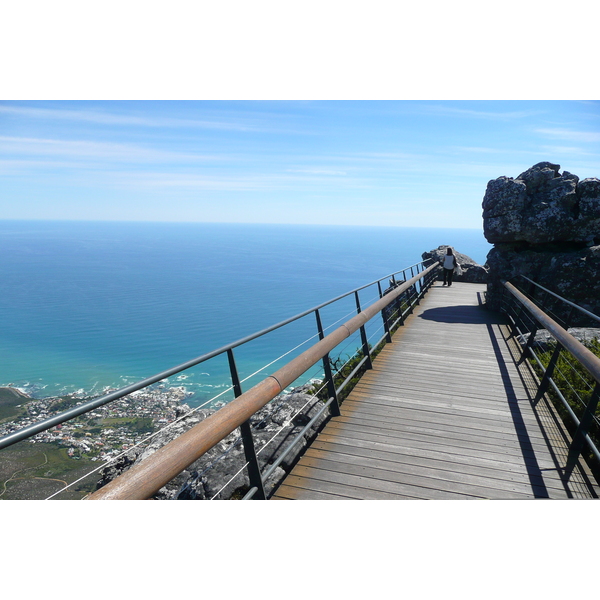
[482,162,600,323]
[422,245,488,283]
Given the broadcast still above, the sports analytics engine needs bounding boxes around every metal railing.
[500,276,600,480]
[0,259,439,499]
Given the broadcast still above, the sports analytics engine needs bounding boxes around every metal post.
[227,349,266,499]
[377,281,393,344]
[565,383,600,478]
[355,291,373,370]
[533,308,576,405]
[518,324,539,364]
[315,309,341,417]
[407,284,416,316]
[533,342,563,405]
[415,277,422,305]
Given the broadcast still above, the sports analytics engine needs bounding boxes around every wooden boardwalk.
[272,282,600,500]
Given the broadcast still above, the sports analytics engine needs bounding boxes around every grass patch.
[0,387,29,422]
[100,416,155,434]
[0,441,99,500]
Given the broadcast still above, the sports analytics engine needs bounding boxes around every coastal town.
[0,385,193,463]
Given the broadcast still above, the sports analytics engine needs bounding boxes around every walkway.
[272,282,600,499]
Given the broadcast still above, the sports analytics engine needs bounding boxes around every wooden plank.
[296,453,558,498]
[282,464,484,500]
[324,419,560,461]
[344,390,543,423]
[334,412,561,449]
[340,398,550,435]
[305,440,570,493]
[273,474,423,500]
[318,423,561,470]
[307,433,569,491]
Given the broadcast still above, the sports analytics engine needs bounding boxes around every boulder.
[484,243,600,322]
[422,245,488,283]
[516,327,600,353]
[482,163,600,324]
[483,162,600,245]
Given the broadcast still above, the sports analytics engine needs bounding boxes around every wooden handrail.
[87,263,438,499]
[503,281,600,385]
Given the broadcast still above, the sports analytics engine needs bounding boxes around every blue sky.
[1,100,598,229]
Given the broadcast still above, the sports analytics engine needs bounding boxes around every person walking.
[442,247,457,287]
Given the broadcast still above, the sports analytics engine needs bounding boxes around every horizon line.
[0,218,486,232]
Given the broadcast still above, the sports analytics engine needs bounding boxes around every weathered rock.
[482,163,600,324]
[422,245,488,283]
[484,243,600,322]
[483,162,600,245]
[516,327,600,352]
[96,383,329,500]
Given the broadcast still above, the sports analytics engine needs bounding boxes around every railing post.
[315,309,341,417]
[519,324,539,364]
[355,291,373,370]
[396,270,409,324]
[533,342,563,405]
[565,383,600,478]
[227,349,266,499]
[377,281,393,343]
[408,284,417,316]
[533,306,576,405]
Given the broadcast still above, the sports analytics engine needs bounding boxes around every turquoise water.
[0,221,491,404]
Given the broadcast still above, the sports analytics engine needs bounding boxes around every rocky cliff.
[422,245,488,283]
[482,162,600,323]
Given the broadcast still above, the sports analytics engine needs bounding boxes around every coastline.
[0,378,325,500]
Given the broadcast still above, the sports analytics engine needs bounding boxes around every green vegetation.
[317,337,389,405]
[49,396,85,412]
[0,390,160,499]
[0,442,98,500]
[530,338,600,475]
[0,388,28,422]
[316,349,370,404]
[100,416,154,434]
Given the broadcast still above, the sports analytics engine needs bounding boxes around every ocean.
[0,220,492,406]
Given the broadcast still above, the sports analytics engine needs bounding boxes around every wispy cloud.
[420,104,542,121]
[0,103,313,135]
[0,104,263,132]
[539,145,598,156]
[448,146,503,154]
[101,169,363,192]
[286,168,347,176]
[535,127,600,143]
[0,136,221,163]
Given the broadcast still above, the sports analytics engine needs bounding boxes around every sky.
[1,100,599,229]
[2,2,599,231]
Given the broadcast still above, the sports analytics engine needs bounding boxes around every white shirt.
[443,255,455,269]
